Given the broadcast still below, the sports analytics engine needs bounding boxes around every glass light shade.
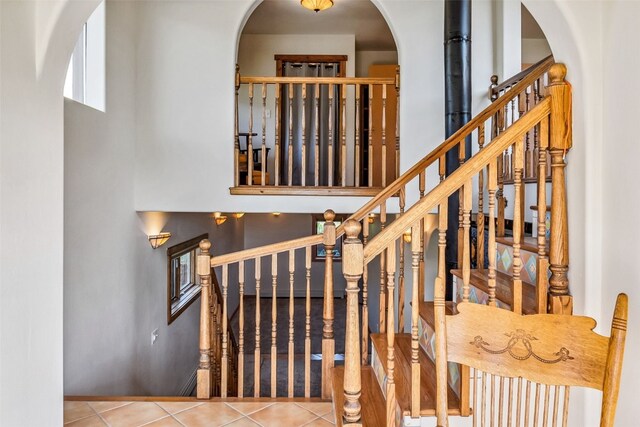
[148,232,171,249]
[301,0,333,13]
[233,212,245,219]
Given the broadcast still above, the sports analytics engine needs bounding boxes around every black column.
[444,0,472,299]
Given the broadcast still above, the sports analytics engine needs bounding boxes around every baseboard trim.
[178,367,198,397]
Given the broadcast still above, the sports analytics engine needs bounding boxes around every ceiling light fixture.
[232,212,245,220]
[301,0,333,13]
[148,232,172,249]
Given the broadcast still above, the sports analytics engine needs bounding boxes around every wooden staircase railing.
[233,68,400,194]
[338,62,572,426]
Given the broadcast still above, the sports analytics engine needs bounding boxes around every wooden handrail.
[490,55,554,97]
[239,76,396,85]
[363,97,552,262]
[215,59,552,271]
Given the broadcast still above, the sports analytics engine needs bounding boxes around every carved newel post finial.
[342,219,363,425]
[324,208,336,223]
[490,74,499,85]
[199,239,212,255]
[548,63,567,84]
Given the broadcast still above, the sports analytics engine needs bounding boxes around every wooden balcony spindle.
[512,138,524,315]
[271,254,278,398]
[488,158,498,306]
[275,83,281,186]
[398,187,406,333]
[238,261,245,397]
[341,83,347,186]
[315,83,320,186]
[197,239,212,399]
[368,84,374,187]
[301,84,307,187]
[262,83,267,186]
[254,257,262,397]
[477,123,486,270]
[322,209,336,399]
[248,83,254,186]
[288,249,295,397]
[342,220,364,425]
[537,117,550,313]
[385,240,397,427]
[288,83,294,186]
[419,170,426,302]
[547,63,572,315]
[355,84,361,187]
[328,84,335,187]
[379,203,387,333]
[234,65,240,187]
[305,247,312,397]
[361,217,370,365]
[381,84,387,187]
[221,264,229,397]
[395,66,401,180]
[410,223,421,418]
[434,203,449,426]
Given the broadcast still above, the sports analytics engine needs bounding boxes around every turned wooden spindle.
[477,124,486,271]
[288,83,294,186]
[355,84,361,187]
[301,84,307,187]
[261,83,267,186]
[395,66,401,180]
[248,83,254,186]
[238,260,245,397]
[315,83,320,186]
[275,83,281,186]
[197,239,213,399]
[322,209,336,399]
[547,63,572,315]
[434,203,449,426]
[361,217,370,365]
[419,170,426,302]
[221,264,229,397]
[305,247,312,397]
[462,180,472,303]
[381,84,388,187]
[386,241,397,427]
[270,254,278,398]
[410,223,421,418]
[512,138,524,315]
[342,220,363,426]
[398,187,406,333]
[537,117,550,313]
[254,257,261,397]
[341,84,347,186]
[234,65,240,187]
[368,84,374,187]
[328,84,335,187]
[288,250,295,397]
[379,203,387,333]
[488,159,498,306]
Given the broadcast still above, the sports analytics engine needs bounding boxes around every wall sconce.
[213,212,227,226]
[232,212,245,220]
[272,212,281,217]
[403,229,412,243]
[368,213,376,224]
[148,232,171,249]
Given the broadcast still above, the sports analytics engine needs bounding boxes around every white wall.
[63,2,245,396]
[522,38,552,65]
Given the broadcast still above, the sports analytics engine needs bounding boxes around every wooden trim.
[275,54,348,63]
[167,233,208,325]
[230,186,388,197]
[240,76,394,85]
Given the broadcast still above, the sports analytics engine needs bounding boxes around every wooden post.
[197,239,213,399]
[410,223,421,419]
[435,204,449,426]
[342,220,364,426]
[322,209,337,399]
[234,65,240,187]
[385,241,397,427]
[546,63,573,315]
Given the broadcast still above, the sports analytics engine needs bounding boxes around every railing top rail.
[239,76,397,85]
[363,97,552,262]
[491,55,554,97]
[210,234,322,267]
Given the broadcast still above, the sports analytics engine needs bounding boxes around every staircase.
[195,56,575,426]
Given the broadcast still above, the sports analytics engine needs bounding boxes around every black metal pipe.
[444,0,472,299]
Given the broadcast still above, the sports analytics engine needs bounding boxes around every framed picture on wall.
[312,215,343,262]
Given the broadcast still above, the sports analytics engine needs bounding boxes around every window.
[64,1,105,111]
[167,233,207,324]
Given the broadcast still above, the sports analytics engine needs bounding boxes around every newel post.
[321,209,337,399]
[546,63,573,315]
[342,220,363,426]
[196,239,213,399]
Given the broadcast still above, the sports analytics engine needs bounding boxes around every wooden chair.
[442,293,627,426]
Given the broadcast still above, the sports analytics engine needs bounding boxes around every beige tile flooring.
[64,400,336,427]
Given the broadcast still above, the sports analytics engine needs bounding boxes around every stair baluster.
[385,241,397,427]
[487,159,498,306]
[275,83,281,186]
[379,203,387,334]
[342,220,364,425]
[362,217,370,365]
[270,254,278,398]
[262,83,267,186]
[221,264,229,397]
[314,83,320,187]
[328,83,335,187]
[234,66,240,187]
[322,210,336,399]
[512,137,524,315]
[410,222,421,419]
[238,260,245,397]
[288,250,295,397]
[477,123,485,271]
[435,203,449,427]
[197,239,213,399]
[341,83,347,186]
[288,82,294,186]
[248,83,254,186]
[398,187,406,333]
[305,247,312,397]
[536,117,550,313]
[254,257,261,397]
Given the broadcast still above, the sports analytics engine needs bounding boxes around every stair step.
[332,366,386,427]
[370,333,461,418]
[418,301,456,331]
[451,268,537,314]
[496,236,544,253]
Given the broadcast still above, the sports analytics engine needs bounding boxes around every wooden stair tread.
[332,366,386,427]
[451,269,537,314]
[370,333,460,417]
[418,301,456,331]
[495,236,545,253]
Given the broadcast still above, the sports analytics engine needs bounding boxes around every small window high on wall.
[63,1,105,111]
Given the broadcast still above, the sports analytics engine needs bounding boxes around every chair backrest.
[445,294,628,427]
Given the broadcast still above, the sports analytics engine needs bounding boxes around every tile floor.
[64,400,336,427]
